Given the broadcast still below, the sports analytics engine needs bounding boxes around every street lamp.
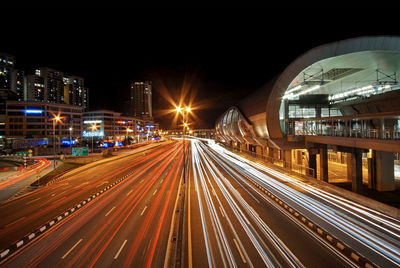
[126,127,133,146]
[51,114,62,169]
[69,127,73,148]
[175,105,191,183]
[90,124,98,154]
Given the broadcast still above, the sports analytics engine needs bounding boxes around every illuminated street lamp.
[51,114,63,169]
[175,105,191,183]
[69,127,73,148]
[90,124,98,154]
[126,127,133,146]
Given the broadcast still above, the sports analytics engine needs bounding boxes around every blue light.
[25,109,43,114]
[61,140,75,145]
[104,143,109,148]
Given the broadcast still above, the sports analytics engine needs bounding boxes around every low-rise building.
[5,101,83,140]
[82,110,146,142]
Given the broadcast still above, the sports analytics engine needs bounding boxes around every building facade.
[82,110,146,142]
[5,101,83,140]
[22,68,89,110]
[0,53,14,91]
[129,81,153,120]
[63,76,89,111]
[0,53,17,138]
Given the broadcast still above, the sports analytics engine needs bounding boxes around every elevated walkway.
[286,111,400,153]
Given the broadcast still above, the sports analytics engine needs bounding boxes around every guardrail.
[221,144,315,178]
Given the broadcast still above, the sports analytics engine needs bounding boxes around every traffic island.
[30,161,83,188]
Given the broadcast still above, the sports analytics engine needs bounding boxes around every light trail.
[191,140,304,267]
[0,142,182,267]
[0,158,51,190]
[204,140,400,267]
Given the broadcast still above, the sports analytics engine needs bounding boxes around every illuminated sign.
[82,130,104,137]
[83,120,102,124]
[116,121,126,124]
[61,140,76,145]
[25,109,43,114]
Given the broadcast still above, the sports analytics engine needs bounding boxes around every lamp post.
[69,127,73,148]
[90,124,98,154]
[51,115,62,169]
[126,127,133,147]
[176,106,191,183]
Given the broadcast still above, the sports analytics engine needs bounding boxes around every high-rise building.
[63,76,89,111]
[0,53,17,137]
[38,67,64,103]
[26,73,45,102]
[0,53,14,91]
[13,69,25,101]
[130,81,152,120]
[25,69,89,110]
[26,68,63,103]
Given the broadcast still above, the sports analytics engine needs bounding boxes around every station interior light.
[284,84,321,99]
[285,84,302,94]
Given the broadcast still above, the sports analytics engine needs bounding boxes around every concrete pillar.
[275,149,280,160]
[367,154,376,190]
[283,149,292,169]
[319,145,329,182]
[376,151,395,191]
[268,147,274,163]
[346,153,352,182]
[240,143,246,152]
[308,153,317,178]
[347,149,363,193]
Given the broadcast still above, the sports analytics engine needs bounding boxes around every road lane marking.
[126,189,133,196]
[62,238,83,259]
[153,189,158,195]
[5,217,26,228]
[26,197,41,205]
[74,182,89,189]
[141,206,147,216]
[96,181,109,187]
[54,196,66,203]
[219,206,225,218]
[105,206,116,217]
[114,239,128,259]
[233,238,247,263]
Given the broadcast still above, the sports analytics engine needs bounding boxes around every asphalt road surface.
[1,138,400,267]
[0,141,183,267]
[185,139,400,268]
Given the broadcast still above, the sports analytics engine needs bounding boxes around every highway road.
[185,139,400,268]
[0,141,184,267]
[1,138,400,267]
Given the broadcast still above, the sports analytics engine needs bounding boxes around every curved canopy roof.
[266,36,400,139]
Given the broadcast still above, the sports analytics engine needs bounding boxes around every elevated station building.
[216,36,400,193]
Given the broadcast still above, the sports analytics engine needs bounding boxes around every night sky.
[2,9,399,129]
